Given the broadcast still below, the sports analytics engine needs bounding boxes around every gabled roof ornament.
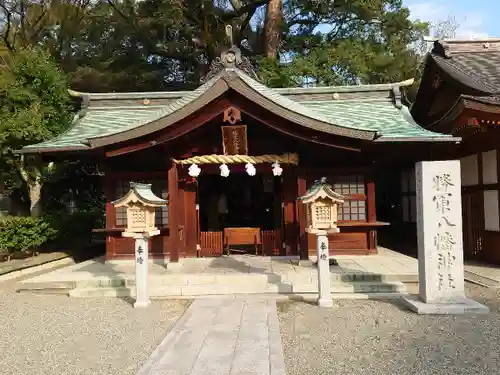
[200,25,259,84]
[432,40,453,58]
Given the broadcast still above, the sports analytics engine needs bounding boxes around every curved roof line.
[431,55,500,95]
[87,69,377,148]
[67,78,415,101]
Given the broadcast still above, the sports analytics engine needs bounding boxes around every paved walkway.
[136,298,285,375]
[19,247,419,285]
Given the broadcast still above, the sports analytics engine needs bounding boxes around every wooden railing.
[200,231,223,257]
[200,229,281,257]
[262,230,281,256]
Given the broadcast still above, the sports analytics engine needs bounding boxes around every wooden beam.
[239,107,363,152]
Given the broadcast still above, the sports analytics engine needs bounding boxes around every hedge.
[0,216,58,256]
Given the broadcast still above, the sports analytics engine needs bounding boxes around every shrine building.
[410,38,500,265]
[20,46,459,263]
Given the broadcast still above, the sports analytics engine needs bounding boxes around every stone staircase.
[464,269,500,288]
[18,272,407,299]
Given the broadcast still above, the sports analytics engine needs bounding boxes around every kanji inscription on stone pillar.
[402,161,488,314]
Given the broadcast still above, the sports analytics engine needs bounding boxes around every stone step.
[17,287,72,295]
[18,280,77,290]
[67,280,406,298]
[293,281,406,294]
[18,273,271,291]
[330,292,407,300]
[464,270,500,288]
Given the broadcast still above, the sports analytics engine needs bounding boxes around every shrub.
[49,210,102,245]
[0,216,58,255]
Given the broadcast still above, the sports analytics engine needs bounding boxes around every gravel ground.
[278,283,500,375]
[0,275,190,375]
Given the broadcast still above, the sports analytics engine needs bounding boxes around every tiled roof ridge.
[67,78,415,103]
[431,38,500,57]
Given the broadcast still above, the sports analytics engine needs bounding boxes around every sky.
[404,0,499,38]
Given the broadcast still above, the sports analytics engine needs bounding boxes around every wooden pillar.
[168,162,180,262]
[366,172,377,252]
[103,172,116,260]
[283,167,298,256]
[297,170,308,260]
[183,180,198,257]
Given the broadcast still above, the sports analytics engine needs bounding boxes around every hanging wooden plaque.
[221,125,248,155]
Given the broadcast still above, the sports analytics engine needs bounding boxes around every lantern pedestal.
[134,235,149,308]
[124,230,159,308]
[315,230,333,308]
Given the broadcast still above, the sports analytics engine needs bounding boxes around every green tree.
[262,0,429,87]
[0,0,430,90]
[0,47,73,216]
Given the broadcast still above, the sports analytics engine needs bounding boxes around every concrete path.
[136,298,286,375]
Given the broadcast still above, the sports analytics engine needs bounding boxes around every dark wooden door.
[462,190,483,260]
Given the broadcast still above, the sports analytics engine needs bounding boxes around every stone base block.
[106,257,169,266]
[290,259,313,267]
[317,297,334,307]
[134,299,150,308]
[166,261,182,270]
[402,295,489,315]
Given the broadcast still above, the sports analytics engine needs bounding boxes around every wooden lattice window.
[307,175,367,221]
[332,175,366,221]
[338,199,366,221]
[115,179,168,227]
[333,175,365,195]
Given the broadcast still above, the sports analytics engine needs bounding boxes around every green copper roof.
[234,69,376,137]
[298,177,345,202]
[300,101,444,139]
[21,67,455,153]
[112,182,167,207]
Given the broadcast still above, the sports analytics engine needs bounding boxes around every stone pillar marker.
[298,177,345,308]
[133,235,150,308]
[403,161,489,314]
[112,182,167,308]
[316,230,332,307]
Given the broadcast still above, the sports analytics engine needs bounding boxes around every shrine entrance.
[197,171,283,256]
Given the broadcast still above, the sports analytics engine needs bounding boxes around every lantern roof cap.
[298,177,345,204]
[112,182,167,207]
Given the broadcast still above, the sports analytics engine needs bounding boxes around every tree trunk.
[29,180,43,218]
[17,156,44,218]
[264,0,283,59]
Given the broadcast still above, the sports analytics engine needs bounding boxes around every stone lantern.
[113,182,167,238]
[112,182,167,308]
[298,177,344,308]
[299,177,345,234]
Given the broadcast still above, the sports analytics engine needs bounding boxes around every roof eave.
[16,145,90,154]
[374,136,462,143]
[430,55,499,95]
